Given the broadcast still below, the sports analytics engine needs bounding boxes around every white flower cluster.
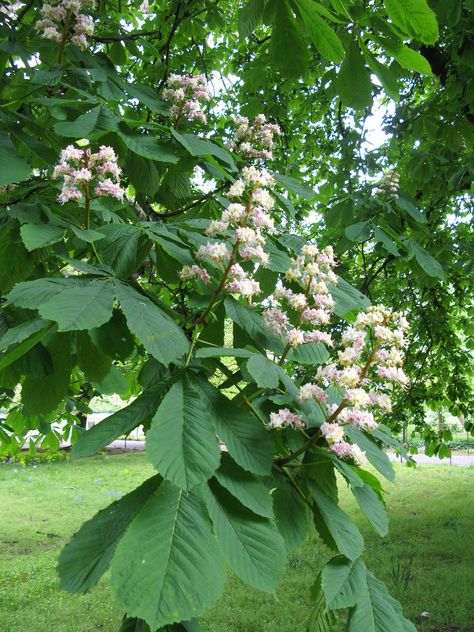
[52,145,124,204]
[36,0,94,50]
[374,168,400,195]
[229,114,281,160]
[181,166,276,301]
[266,408,305,431]
[163,74,211,124]
[295,304,409,466]
[263,243,337,348]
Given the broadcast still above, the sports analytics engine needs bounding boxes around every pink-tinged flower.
[287,328,305,347]
[368,391,392,411]
[94,178,124,201]
[230,114,281,160]
[377,366,409,387]
[266,408,305,431]
[235,226,264,246]
[299,383,328,403]
[263,309,289,335]
[72,168,92,182]
[301,308,330,325]
[251,208,275,232]
[180,265,210,284]
[321,422,345,445]
[227,181,246,199]
[222,203,246,224]
[287,292,307,311]
[226,278,261,298]
[329,442,367,466]
[252,187,274,211]
[58,186,82,204]
[206,220,229,236]
[345,408,378,432]
[196,242,230,264]
[304,330,334,346]
[239,245,270,266]
[345,388,371,407]
[163,74,210,124]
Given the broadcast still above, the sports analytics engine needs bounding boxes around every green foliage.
[0,0,470,629]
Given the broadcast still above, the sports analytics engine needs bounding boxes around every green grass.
[0,454,473,632]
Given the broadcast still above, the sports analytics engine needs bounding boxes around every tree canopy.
[0,0,473,630]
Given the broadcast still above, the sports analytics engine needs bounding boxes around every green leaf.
[396,196,427,223]
[206,479,286,594]
[96,224,149,278]
[373,227,399,256]
[321,556,367,610]
[20,223,65,251]
[215,453,274,518]
[337,39,372,110]
[272,172,315,200]
[170,129,236,171]
[224,296,283,354]
[76,331,112,383]
[38,279,115,331]
[7,277,86,310]
[271,0,308,78]
[70,226,106,243]
[384,0,439,45]
[118,617,151,632]
[344,426,395,481]
[54,106,101,137]
[115,283,189,366]
[196,347,254,359]
[0,322,55,372]
[347,570,410,632]
[313,491,364,560]
[378,37,433,74]
[365,53,399,100]
[294,0,345,62]
[307,574,337,632]
[206,385,274,475]
[352,483,389,536]
[246,354,280,388]
[0,133,32,185]
[22,333,72,415]
[146,374,221,491]
[273,479,310,552]
[119,131,180,163]
[345,221,371,242]
[408,240,445,279]
[72,386,168,457]
[330,278,371,317]
[58,475,162,593]
[110,481,226,630]
[0,318,49,352]
[287,342,329,365]
[238,0,266,37]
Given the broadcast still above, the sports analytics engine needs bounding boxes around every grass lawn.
[1,453,473,632]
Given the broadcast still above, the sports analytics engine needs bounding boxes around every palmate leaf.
[0,321,55,372]
[270,0,309,78]
[313,491,364,561]
[336,39,372,110]
[115,282,189,366]
[110,481,226,630]
[246,354,280,388]
[72,383,170,457]
[146,374,221,491]
[201,381,274,476]
[38,279,115,331]
[0,133,32,185]
[346,570,416,632]
[321,556,367,610]
[273,478,310,552]
[384,0,439,45]
[22,332,72,415]
[351,483,389,537]
[214,453,274,518]
[205,479,286,594]
[294,0,345,63]
[7,277,86,310]
[119,618,202,632]
[20,223,65,251]
[307,574,337,632]
[344,426,395,481]
[58,475,162,593]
